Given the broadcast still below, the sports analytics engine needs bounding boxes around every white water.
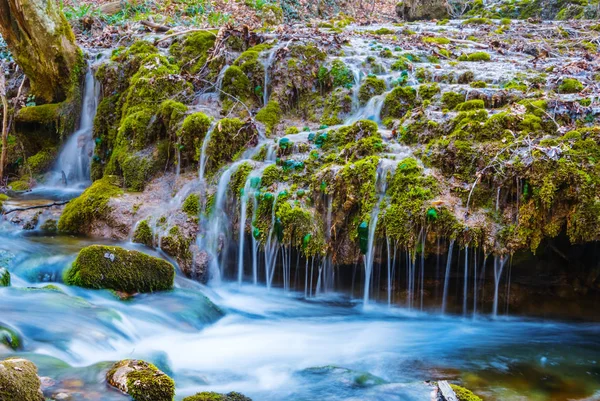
[441,240,455,314]
[46,67,99,189]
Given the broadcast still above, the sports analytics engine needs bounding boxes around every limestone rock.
[106,359,174,401]
[0,358,44,401]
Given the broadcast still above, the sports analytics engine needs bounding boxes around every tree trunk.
[0,66,8,181]
[0,0,82,103]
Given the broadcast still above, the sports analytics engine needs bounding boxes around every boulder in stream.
[63,245,174,293]
[183,392,252,401]
[396,0,449,21]
[0,358,44,401]
[106,359,175,401]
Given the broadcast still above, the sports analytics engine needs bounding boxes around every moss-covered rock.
[182,193,200,216]
[0,358,44,401]
[57,175,123,234]
[179,112,212,166]
[133,220,154,247]
[106,359,175,401]
[183,392,252,401]
[256,100,282,136]
[358,76,386,104]
[169,31,216,74]
[63,245,174,293]
[0,325,21,350]
[0,268,10,287]
[558,78,583,94]
[382,86,418,119]
[204,118,257,175]
[450,384,483,401]
[458,52,491,62]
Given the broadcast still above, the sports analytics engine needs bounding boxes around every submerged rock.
[106,359,174,401]
[63,245,175,293]
[0,358,44,401]
[0,324,21,350]
[183,392,252,401]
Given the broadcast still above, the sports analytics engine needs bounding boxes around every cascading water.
[441,239,455,314]
[47,66,99,188]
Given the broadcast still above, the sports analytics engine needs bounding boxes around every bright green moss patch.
[26,148,57,175]
[419,83,440,100]
[205,118,257,175]
[558,78,583,94]
[57,176,123,234]
[16,103,61,124]
[221,66,253,109]
[256,100,282,135]
[132,220,153,247]
[462,17,492,25]
[182,193,200,216]
[170,31,216,73]
[64,245,174,293]
[107,359,175,401]
[382,86,417,119]
[183,392,252,401]
[455,99,485,111]
[450,384,483,401]
[442,91,465,110]
[458,52,491,62]
[0,268,10,287]
[358,76,386,104]
[0,325,20,349]
[470,81,487,88]
[423,36,451,44]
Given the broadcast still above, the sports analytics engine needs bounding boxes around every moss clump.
[458,52,491,62]
[221,66,253,110]
[26,148,57,175]
[419,83,440,100]
[231,162,254,196]
[16,103,61,124]
[133,220,153,247]
[256,100,282,135]
[9,180,31,191]
[423,36,451,44]
[358,76,386,104]
[371,27,396,35]
[260,165,283,188]
[107,359,175,401]
[169,31,216,74]
[57,176,123,234]
[462,17,492,25]
[182,193,200,216]
[0,267,10,287]
[329,59,354,88]
[558,78,583,94]
[64,245,174,293]
[382,86,417,119]
[455,99,485,111]
[442,91,465,110]
[321,88,352,126]
[159,100,188,134]
[205,118,257,175]
[470,80,487,88]
[450,384,483,401]
[183,392,252,401]
[0,358,43,401]
[179,112,212,164]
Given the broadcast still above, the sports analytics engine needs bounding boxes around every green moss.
[321,89,352,126]
[159,100,188,134]
[418,83,440,100]
[470,81,487,88]
[221,66,252,109]
[358,76,386,104]
[261,165,283,188]
[455,99,485,111]
[179,112,212,164]
[382,86,417,119]
[329,59,354,88]
[133,220,153,247]
[26,147,57,175]
[0,358,43,401]
[558,78,583,94]
[256,101,282,135]
[458,52,491,62]
[8,180,30,191]
[170,31,216,73]
[0,268,10,287]
[450,384,483,401]
[231,162,254,197]
[121,154,154,192]
[442,91,465,110]
[391,56,411,71]
[371,27,396,35]
[57,176,123,234]
[16,103,61,124]
[182,194,200,216]
[422,36,451,44]
[205,118,256,175]
[0,325,20,350]
[64,245,174,293]
[39,219,57,233]
[107,359,175,401]
[183,392,251,401]
[462,17,492,25]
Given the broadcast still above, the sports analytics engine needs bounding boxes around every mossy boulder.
[0,358,44,401]
[450,384,483,401]
[63,245,174,293]
[179,112,212,165]
[182,194,200,217]
[57,176,123,234]
[382,86,418,119]
[183,392,252,401]
[170,31,216,74]
[205,118,257,175]
[358,76,386,104]
[558,78,583,94]
[132,220,154,247]
[255,100,282,135]
[106,359,175,401]
[0,268,9,287]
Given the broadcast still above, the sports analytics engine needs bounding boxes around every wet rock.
[63,245,175,293]
[397,0,449,21]
[183,392,252,401]
[181,245,209,283]
[0,358,44,401]
[106,359,174,401]
[0,324,21,350]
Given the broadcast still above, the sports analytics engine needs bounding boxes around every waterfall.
[237,175,252,285]
[492,255,507,317]
[198,123,216,184]
[346,94,385,125]
[441,239,455,314]
[463,246,469,316]
[362,165,390,306]
[473,249,478,317]
[48,67,99,188]
[386,237,392,306]
[419,232,426,310]
[264,195,280,289]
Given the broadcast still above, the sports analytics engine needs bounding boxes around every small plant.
[558,78,584,94]
[25,95,36,107]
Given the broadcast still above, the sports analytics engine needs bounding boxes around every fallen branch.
[438,381,459,401]
[3,200,70,215]
[449,38,489,48]
[140,20,170,33]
